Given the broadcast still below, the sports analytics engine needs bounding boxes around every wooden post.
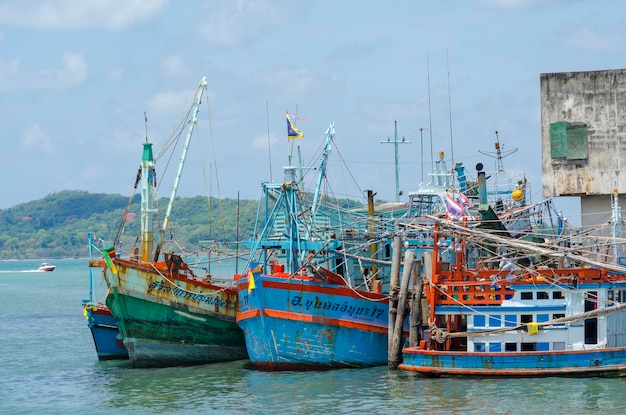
[387,236,402,355]
[389,249,415,369]
[409,259,422,347]
[423,251,434,325]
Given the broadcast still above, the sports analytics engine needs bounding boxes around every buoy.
[512,188,524,202]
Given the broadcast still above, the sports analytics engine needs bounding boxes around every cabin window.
[536,291,549,300]
[608,290,615,305]
[521,292,533,300]
[474,343,485,352]
[505,342,517,352]
[537,314,549,323]
[585,292,598,311]
[553,341,566,351]
[520,314,533,324]
[489,342,501,352]
[552,291,565,300]
[408,194,446,217]
[504,315,517,327]
[473,315,486,328]
[584,291,598,344]
[488,314,501,328]
[536,342,550,351]
[521,343,536,351]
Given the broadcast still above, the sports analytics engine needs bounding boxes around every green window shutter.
[549,122,568,158]
[566,123,588,159]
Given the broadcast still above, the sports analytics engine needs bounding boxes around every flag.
[459,192,470,207]
[286,112,304,140]
[248,262,263,293]
[445,192,464,218]
[248,271,256,293]
[124,212,136,222]
[100,246,118,275]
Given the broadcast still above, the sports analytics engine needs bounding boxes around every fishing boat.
[83,232,128,360]
[398,190,626,377]
[236,121,407,370]
[95,77,247,368]
[38,263,55,272]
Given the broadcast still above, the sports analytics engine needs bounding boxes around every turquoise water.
[2,259,626,414]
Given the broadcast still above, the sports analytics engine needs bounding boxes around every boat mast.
[87,232,94,303]
[140,142,156,262]
[154,76,207,261]
[311,122,334,217]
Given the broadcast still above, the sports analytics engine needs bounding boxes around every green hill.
[0,190,365,260]
[0,190,260,260]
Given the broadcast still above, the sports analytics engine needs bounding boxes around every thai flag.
[459,192,470,207]
[445,192,464,218]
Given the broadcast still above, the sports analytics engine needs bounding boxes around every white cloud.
[478,0,555,9]
[0,52,87,91]
[0,0,166,30]
[20,124,54,153]
[255,67,342,103]
[550,24,626,53]
[251,132,277,150]
[197,0,297,47]
[104,66,125,82]
[161,55,186,77]
[146,90,193,116]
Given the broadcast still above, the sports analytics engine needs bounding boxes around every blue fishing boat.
[83,232,128,360]
[399,190,626,377]
[236,122,401,370]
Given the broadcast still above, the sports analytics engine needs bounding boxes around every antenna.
[380,120,411,202]
[144,111,148,142]
[447,49,454,167]
[427,51,434,178]
[266,101,273,182]
[419,127,424,182]
[478,131,518,172]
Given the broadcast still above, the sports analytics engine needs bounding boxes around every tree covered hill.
[0,190,365,260]
[0,190,260,260]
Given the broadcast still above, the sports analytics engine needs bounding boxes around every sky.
[0,0,623,215]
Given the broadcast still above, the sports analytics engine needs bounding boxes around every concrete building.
[540,69,626,261]
[541,69,626,199]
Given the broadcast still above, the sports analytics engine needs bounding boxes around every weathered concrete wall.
[540,69,626,198]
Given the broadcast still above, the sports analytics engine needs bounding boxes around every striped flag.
[445,192,464,218]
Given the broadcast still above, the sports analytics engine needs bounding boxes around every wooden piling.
[387,236,402,355]
[409,259,422,348]
[389,249,415,369]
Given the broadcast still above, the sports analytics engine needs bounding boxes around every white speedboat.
[38,263,56,272]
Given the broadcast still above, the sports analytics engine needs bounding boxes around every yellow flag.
[248,271,256,293]
[100,247,118,275]
[527,322,539,335]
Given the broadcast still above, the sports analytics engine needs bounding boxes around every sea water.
[1,259,626,415]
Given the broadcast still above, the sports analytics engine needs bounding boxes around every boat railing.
[429,267,608,307]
